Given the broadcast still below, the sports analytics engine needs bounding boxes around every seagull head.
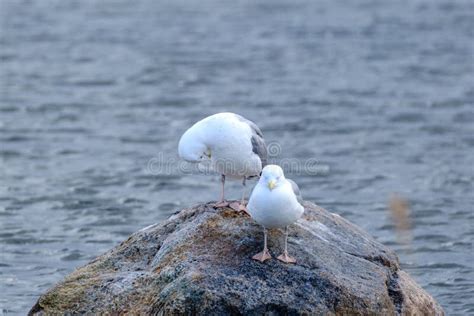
[178,132,211,162]
[260,164,285,191]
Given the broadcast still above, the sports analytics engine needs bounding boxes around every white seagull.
[247,165,304,263]
[178,112,267,212]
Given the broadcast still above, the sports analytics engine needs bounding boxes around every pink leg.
[277,226,296,264]
[252,228,272,262]
[230,177,250,216]
[214,175,229,208]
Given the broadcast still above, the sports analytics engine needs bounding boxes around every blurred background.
[0,0,473,314]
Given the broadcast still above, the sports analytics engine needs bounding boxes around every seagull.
[178,112,267,212]
[247,165,304,264]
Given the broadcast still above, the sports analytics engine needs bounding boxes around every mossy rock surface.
[29,201,444,315]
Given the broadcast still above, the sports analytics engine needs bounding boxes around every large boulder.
[29,201,443,315]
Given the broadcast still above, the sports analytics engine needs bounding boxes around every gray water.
[1,0,473,314]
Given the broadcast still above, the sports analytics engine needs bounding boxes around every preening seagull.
[247,165,304,264]
[178,112,267,212]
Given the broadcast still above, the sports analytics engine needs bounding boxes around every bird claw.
[229,202,240,211]
[229,202,250,216]
[214,201,229,208]
[252,249,272,262]
[277,253,296,264]
[239,204,251,216]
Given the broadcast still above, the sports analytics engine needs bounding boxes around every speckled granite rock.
[29,201,443,315]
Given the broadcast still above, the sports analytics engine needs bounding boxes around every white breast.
[247,180,304,229]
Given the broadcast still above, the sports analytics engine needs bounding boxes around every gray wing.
[251,135,267,167]
[234,114,267,167]
[287,179,303,204]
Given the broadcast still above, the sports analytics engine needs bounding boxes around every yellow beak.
[267,179,276,190]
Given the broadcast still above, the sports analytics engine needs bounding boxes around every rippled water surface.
[1,0,473,314]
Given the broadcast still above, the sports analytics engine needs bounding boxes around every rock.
[29,201,444,315]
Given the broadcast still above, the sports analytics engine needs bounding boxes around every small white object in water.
[178,112,267,211]
[247,165,304,263]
